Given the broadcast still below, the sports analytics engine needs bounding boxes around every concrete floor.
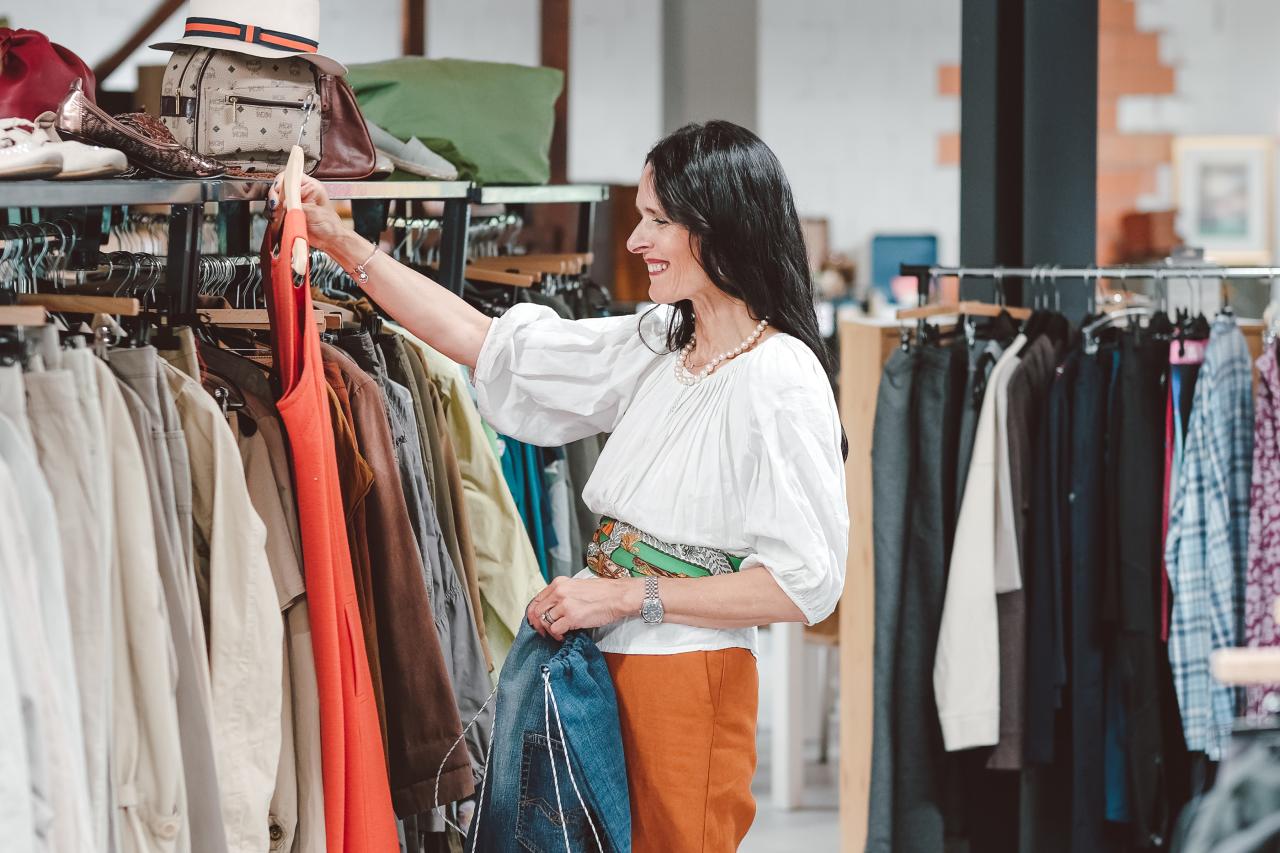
[740,730,841,852]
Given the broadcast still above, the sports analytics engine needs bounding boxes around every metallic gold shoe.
[54,80,226,179]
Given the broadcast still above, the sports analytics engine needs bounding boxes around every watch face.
[641,598,663,624]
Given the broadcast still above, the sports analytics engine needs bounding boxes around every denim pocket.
[516,730,598,852]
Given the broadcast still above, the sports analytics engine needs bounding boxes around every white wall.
[427,0,538,66]
[568,0,663,184]
[758,0,961,271]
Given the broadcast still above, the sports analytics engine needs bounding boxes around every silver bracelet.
[352,247,380,285]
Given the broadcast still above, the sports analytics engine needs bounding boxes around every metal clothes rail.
[900,262,1280,313]
[903,263,1280,282]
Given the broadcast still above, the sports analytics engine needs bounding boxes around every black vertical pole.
[167,203,202,320]
[576,201,595,254]
[1023,0,1097,320]
[962,0,1096,317]
[439,198,470,296]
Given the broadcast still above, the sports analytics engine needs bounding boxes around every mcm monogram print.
[159,46,321,172]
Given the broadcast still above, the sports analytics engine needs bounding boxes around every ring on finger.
[541,609,556,625]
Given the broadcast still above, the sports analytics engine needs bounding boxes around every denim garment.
[467,622,629,852]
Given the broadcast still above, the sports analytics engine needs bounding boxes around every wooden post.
[540,0,570,184]
[402,0,426,56]
[838,319,906,851]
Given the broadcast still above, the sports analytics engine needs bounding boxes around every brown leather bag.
[313,74,377,180]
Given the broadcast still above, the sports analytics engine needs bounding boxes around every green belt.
[586,517,744,579]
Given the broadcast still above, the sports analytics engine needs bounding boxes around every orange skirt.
[604,648,759,853]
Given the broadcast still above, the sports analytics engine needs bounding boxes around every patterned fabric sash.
[585,517,744,579]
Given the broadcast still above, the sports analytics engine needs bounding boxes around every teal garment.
[498,435,555,581]
[346,57,563,185]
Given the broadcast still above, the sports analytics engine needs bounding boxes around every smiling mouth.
[647,261,669,275]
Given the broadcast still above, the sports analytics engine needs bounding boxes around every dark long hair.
[643,120,847,458]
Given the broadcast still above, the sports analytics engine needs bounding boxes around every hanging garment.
[955,338,1006,518]
[545,450,577,579]
[500,434,554,580]
[323,340,474,812]
[866,346,918,853]
[0,455,41,853]
[934,335,1026,753]
[0,487,35,852]
[320,357,387,747]
[63,345,116,853]
[1110,334,1177,847]
[891,342,967,853]
[385,332,494,670]
[7,364,101,852]
[1025,349,1076,765]
[0,409,97,853]
[466,623,630,853]
[160,356,283,853]
[1246,342,1280,718]
[9,359,108,849]
[394,323,546,670]
[200,342,328,853]
[0,428,92,853]
[1163,339,1208,642]
[1070,349,1115,853]
[110,346,227,853]
[95,357,191,853]
[1166,316,1254,760]
[403,337,495,671]
[263,207,400,853]
[989,335,1057,771]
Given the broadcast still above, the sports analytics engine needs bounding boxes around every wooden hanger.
[282,145,309,276]
[16,293,141,316]
[1211,597,1280,686]
[472,257,576,274]
[465,266,538,288]
[472,253,592,275]
[896,300,1032,321]
[0,305,49,326]
[199,308,335,331]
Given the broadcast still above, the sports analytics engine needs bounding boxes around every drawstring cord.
[461,664,604,853]
[436,681,499,837]
[542,667,604,853]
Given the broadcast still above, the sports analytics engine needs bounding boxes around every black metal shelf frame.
[1,178,608,320]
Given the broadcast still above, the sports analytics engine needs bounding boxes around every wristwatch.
[641,577,664,624]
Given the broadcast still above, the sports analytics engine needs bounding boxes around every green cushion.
[347,57,563,186]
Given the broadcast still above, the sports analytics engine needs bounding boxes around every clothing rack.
[1,179,609,323]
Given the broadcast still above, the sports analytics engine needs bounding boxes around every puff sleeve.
[738,346,849,625]
[472,303,669,446]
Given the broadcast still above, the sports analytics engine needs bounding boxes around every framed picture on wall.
[1173,135,1274,264]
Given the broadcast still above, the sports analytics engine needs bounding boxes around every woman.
[273,120,848,851]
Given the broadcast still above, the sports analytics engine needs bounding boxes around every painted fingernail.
[268,198,277,211]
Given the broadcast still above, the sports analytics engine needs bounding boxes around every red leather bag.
[0,29,96,119]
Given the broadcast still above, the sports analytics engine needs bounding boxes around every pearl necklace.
[675,318,770,385]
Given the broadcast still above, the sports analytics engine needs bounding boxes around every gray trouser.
[866,347,917,853]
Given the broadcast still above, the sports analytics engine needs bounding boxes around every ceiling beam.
[94,0,185,88]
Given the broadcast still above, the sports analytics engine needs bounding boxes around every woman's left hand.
[526,576,638,642]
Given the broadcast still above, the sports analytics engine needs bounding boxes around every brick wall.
[1098,0,1176,262]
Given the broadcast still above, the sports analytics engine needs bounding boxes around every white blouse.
[473,304,849,656]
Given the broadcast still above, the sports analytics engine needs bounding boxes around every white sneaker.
[33,112,128,179]
[0,118,62,179]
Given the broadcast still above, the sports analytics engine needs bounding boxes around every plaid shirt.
[1165,316,1254,759]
